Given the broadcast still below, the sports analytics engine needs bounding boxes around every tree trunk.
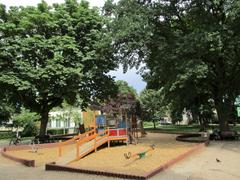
[153,119,156,129]
[215,99,230,132]
[79,123,85,134]
[199,115,204,132]
[39,108,50,138]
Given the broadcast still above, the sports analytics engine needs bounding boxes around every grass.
[144,121,240,133]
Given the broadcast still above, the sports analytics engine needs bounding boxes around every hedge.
[0,131,13,139]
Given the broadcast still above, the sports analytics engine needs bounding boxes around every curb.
[145,129,199,135]
[46,163,146,179]
[45,142,209,179]
[3,142,59,151]
[1,142,61,167]
[1,149,35,167]
[145,141,209,179]
[176,134,209,143]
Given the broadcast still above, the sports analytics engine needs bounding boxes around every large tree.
[140,89,167,129]
[0,0,116,137]
[105,0,240,131]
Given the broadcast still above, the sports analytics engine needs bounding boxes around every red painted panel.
[119,129,127,136]
[109,129,127,136]
[109,129,117,136]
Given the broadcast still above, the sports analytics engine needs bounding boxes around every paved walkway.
[0,140,240,180]
[152,141,240,180]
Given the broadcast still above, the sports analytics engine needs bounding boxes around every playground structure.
[99,94,146,143]
[57,110,129,165]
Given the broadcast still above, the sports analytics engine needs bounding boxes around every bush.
[47,129,68,135]
[21,122,39,137]
[0,131,13,139]
[12,108,40,128]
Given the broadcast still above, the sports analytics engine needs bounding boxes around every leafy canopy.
[0,0,117,136]
[105,0,240,131]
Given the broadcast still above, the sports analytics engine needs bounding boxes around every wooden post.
[93,111,97,133]
[76,142,79,157]
[58,140,62,157]
[94,134,97,152]
[107,127,110,148]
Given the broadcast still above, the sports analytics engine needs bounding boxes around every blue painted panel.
[96,115,106,125]
[118,120,127,128]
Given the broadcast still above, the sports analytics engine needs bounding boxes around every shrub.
[47,129,68,135]
[0,131,13,139]
[21,122,39,137]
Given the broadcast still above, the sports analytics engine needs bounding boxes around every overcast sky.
[0,0,146,93]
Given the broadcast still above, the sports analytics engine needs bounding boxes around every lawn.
[144,121,240,133]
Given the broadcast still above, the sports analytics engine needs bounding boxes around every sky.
[0,0,147,93]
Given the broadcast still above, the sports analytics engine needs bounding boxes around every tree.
[140,89,167,128]
[12,108,40,136]
[0,100,14,125]
[105,0,240,132]
[0,0,116,137]
[116,80,138,98]
[102,80,138,114]
[0,91,18,125]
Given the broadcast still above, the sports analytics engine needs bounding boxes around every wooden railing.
[76,133,97,157]
[94,128,109,152]
[58,129,95,157]
[59,128,112,162]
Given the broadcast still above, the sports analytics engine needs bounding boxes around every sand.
[4,133,196,173]
[69,133,197,175]
[5,144,76,166]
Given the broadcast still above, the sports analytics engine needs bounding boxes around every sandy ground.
[0,133,240,180]
[69,133,196,175]
[5,144,76,166]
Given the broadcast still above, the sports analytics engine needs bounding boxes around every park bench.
[220,131,238,140]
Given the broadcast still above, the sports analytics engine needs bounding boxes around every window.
[56,120,61,128]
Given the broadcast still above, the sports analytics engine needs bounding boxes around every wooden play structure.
[101,94,145,143]
[57,111,129,165]
[57,98,146,165]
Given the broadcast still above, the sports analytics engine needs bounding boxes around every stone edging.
[176,134,209,143]
[45,142,209,179]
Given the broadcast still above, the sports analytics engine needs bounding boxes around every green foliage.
[47,129,65,135]
[12,108,40,128]
[0,131,13,139]
[21,121,39,137]
[107,0,240,131]
[0,0,117,136]
[116,80,138,98]
[0,101,14,125]
[140,89,168,128]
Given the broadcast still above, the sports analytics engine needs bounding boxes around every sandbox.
[46,133,207,179]
[2,133,208,179]
[68,143,196,176]
[2,144,75,167]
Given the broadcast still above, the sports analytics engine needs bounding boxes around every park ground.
[0,133,240,180]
